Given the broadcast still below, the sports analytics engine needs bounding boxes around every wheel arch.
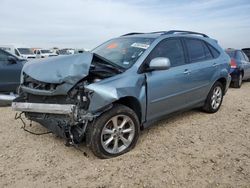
[215,77,227,95]
[114,96,142,124]
[240,69,244,78]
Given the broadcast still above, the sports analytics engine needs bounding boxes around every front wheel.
[202,82,224,113]
[87,104,140,159]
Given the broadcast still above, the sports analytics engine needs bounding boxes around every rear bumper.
[12,102,76,115]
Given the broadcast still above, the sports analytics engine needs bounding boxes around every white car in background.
[0,45,36,59]
[34,49,58,58]
[56,49,75,55]
[17,48,36,59]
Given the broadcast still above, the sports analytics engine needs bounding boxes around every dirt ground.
[0,83,250,188]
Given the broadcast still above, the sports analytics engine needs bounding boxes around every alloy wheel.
[101,115,135,154]
[211,86,222,110]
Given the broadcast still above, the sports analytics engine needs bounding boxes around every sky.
[0,0,250,50]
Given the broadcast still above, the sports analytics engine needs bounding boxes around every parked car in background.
[17,48,36,59]
[0,49,26,102]
[0,45,20,56]
[242,48,250,60]
[56,49,75,55]
[0,45,36,59]
[34,49,58,58]
[12,30,231,158]
[225,48,250,88]
[77,48,88,53]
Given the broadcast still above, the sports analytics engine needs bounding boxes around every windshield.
[92,37,155,69]
[226,50,235,58]
[18,48,34,55]
[41,50,51,53]
[59,49,70,55]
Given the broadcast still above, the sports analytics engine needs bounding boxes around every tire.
[86,104,140,159]
[202,81,224,113]
[231,73,243,88]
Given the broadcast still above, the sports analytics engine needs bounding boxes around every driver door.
[145,38,193,122]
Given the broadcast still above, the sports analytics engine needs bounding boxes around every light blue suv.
[12,30,231,158]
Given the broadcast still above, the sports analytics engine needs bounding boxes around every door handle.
[183,69,191,74]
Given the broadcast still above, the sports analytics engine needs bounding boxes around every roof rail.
[165,30,209,38]
[149,31,167,34]
[121,32,145,36]
[121,30,209,38]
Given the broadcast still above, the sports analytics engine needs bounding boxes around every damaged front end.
[12,52,122,144]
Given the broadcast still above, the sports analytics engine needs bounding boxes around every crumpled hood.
[22,52,93,84]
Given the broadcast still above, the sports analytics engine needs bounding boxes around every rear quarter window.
[185,38,214,63]
[207,43,220,58]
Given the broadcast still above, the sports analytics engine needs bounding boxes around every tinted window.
[203,43,213,59]
[242,51,249,62]
[185,39,213,63]
[147,39,185,67]
[236,51,245,61]
[208,44,220,58]
[0,50,9,65]
[242,49,250,59]
[18,48,34,55]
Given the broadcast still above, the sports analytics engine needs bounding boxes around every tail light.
[230,59,237,68]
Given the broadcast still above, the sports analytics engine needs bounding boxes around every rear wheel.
[232,73,242,88]
[87,104,140,159]
[203,82,224,113]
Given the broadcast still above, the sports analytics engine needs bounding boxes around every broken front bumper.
[12,102,76,115]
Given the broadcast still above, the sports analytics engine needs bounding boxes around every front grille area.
[21,73,76,105]
[27,94,74,104]
[23,73,58,91]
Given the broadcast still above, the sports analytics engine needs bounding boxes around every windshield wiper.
[93,53,125,73]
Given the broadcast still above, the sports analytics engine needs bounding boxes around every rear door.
[146,38,195,122]
[182,38,219,104]
[0,50,22,93]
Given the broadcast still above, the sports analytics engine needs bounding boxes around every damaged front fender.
[85,73,147,122]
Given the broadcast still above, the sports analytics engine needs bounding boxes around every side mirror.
[148,57,171,71]
[7,56,17,64]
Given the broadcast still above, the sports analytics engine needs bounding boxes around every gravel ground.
[0,82,250,188]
